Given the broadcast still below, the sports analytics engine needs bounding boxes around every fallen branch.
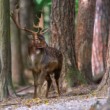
[1,103,21,107]
[16,85,33,94]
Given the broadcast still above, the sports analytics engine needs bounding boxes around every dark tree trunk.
[0,0,15,100]
[10,0,25,86]
[92,0,110,82]
[75,0,96,83]
[50,0,76,90]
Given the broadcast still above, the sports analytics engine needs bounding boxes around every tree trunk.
[10,0,25,86]
[19,0,33,84]
[92,0,110,82]
[50,0,76,90]
[96,0,110,92]
[0,0,15,100]
[75,0,96,83]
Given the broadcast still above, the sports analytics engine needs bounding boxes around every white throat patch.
[36,49,41,54]
[30,54,35,64]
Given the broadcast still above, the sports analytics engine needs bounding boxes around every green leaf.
[36,0,43,5]
[34,0,51,10]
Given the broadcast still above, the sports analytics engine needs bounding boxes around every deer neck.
[30,48,45,65]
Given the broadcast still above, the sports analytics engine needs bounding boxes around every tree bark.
[92,0,110,82]
[10,0,25,86]
[96,0,110,91]
[50,0,76,89]
[75,0,96,83]
[0,0,15,100]
[19,0,33,65]
[19,0,33,84]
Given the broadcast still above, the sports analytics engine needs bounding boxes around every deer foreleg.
[33,72,39,98]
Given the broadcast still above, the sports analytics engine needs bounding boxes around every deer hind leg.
[46,74,52,98]
[54,70,61,96]
[55,79,60,96]
[32,71,39,98]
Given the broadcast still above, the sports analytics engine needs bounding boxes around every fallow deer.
[11,9,63,98]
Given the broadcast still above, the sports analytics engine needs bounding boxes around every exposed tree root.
[94,67,110,98]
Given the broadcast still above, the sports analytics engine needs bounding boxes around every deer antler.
[40,28,49,34]
[10,7,36,36]
[33,23,49,34]
[33,15,49,34]
[10,5,49,42]
[33,23,42,33]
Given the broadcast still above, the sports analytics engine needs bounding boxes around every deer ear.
[42,41,47,48]
[38,34,45,40]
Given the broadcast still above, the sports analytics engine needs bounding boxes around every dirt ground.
[0,84,103,110]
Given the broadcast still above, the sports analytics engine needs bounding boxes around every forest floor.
[0,84,108,110]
